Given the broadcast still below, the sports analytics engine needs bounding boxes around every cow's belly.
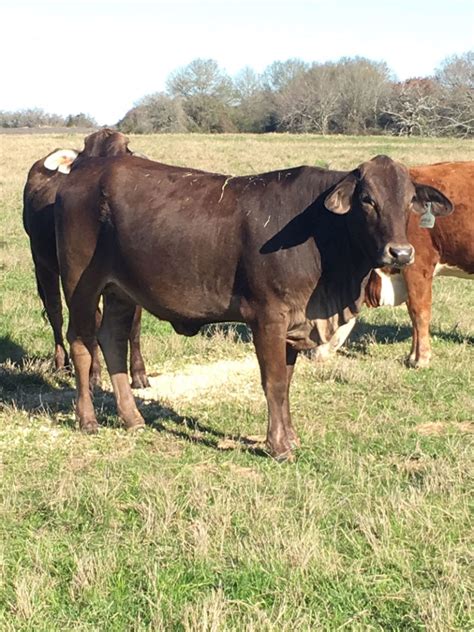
[111,273,244,334]
[434,263,474,280]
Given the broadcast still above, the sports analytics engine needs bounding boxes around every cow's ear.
[44,149,79,174]
[412,183,453,217]
[324,174,357,214]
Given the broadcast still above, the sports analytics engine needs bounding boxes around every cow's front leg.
[252,315,296,460]
[405,265,435,368]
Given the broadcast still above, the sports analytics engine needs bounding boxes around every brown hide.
[22,129,148,387]
[365,161,474,367]
[55,154,450,457]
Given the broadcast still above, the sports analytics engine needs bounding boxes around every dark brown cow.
[55,154,451,459]
[23,129,149,387]
[314,162,473,367]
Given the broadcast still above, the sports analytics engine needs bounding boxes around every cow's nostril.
[389,246,411,258]
[387,245,414,265]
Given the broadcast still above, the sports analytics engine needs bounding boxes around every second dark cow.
[23,128,149,387]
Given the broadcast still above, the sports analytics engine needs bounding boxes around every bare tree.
[334,57,392,133]
[276,58,391,134]
[277,63,340,133]
[119,93,189,133]
[166,59,236,132]
[233,67,275,131]
[434,52,474,137]
[381,78,441,136]
[261,59,308,92]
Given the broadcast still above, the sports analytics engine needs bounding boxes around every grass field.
[1,133,473,631]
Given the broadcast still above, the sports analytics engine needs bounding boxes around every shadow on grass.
[0,335,29,364]
[0,336,72,395]
[137,398,268,457]
[343,321,473,357]
[2,321,471,455]
[0,358,268,457]
[200,320,473,356]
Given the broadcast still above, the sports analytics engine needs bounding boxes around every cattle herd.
[23,129,473,460]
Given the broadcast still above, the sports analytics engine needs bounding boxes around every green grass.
[0,134,473,630]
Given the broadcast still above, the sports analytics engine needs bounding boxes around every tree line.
[2,52,472,137]
[0,110,97,129]
[118,52,473,137]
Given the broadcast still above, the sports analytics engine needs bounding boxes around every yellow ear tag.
[419,202,436,229]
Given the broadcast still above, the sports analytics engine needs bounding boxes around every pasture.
[1,133,473,630]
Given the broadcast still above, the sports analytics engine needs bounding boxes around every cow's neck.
[307,201,372,345]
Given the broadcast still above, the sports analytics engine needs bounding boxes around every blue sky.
[2,0,473,124]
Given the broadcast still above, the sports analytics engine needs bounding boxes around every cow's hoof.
[130,371,150,389]
[125,417,146,432]
[272,449,295,463]
[80,420,99,434]
[266,440,295,462]
[289,436,301,449]
[407,355,430,369]
[55,363,72,377]
[312,344,334,363]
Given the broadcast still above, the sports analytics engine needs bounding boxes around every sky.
[2,0,473,125]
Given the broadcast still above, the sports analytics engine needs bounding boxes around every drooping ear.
[43,149,79,174]
[412,183,453,217]
[324,174,358,214]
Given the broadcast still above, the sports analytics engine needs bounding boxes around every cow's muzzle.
[380,243,414,268]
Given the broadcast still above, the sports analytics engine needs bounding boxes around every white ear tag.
[419,202,436,229]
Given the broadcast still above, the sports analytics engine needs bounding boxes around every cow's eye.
[362,195,375,207]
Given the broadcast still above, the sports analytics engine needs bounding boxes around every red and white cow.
[313,161,474,366]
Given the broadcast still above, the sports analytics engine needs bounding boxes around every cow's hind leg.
[34,261,70,372]
[67,302,100,433]
[98,290,145,430]
[129,306,150,389]
[251,312,296,460]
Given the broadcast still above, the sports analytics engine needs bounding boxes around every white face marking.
[434,263,474,280]
[43,149,79,174]
[375,269,408,306]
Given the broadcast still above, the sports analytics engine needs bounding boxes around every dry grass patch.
[136,355,259,404]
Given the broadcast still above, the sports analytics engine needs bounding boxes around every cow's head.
[43,129,133,175]
[324,155,453,268]
[82,128,132,158]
